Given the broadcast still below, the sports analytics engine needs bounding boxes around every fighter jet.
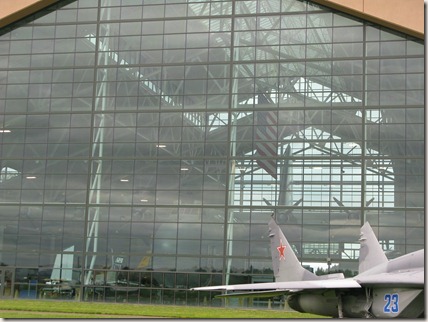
[191,216,424,318]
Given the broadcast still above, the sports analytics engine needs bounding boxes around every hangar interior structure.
[0,0,424,305]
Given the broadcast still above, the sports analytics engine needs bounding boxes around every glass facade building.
[0,0,424,305]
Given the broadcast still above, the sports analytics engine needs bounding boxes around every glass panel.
[0,0,423,306]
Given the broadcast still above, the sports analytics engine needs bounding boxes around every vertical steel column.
[225,113,238,286]
[84,5,110,286]
[361,26,368,226]
[224,0,240,286]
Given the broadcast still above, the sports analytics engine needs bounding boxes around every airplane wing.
[216,290,293,299]
[191,278,361,294]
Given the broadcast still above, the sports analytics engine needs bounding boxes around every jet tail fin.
[358,222,388,273]
[268,216,318,282]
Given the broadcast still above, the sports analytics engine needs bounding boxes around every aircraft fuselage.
[287,287,424,318]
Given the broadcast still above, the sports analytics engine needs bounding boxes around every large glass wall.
[0,0,424,305]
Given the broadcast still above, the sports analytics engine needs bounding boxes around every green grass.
[0,299,328,318]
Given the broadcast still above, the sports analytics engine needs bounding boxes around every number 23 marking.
[384,293,399,313]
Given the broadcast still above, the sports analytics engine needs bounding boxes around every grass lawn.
[0,299,328,319]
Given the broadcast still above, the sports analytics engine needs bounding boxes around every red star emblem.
[277,240,286,260]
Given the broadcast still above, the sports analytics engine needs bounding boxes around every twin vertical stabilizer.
[358,222,388,273]
[268,216,318,282]
[269,217,390,282]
